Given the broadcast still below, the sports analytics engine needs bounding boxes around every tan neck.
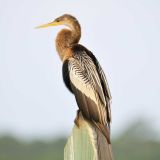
[55,22,81,61]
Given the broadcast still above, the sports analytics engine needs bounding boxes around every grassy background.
[0,121,159,160]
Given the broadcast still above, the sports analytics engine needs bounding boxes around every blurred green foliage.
[112,121,160,160]
[0,121,159,160]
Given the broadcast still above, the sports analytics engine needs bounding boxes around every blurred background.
[0,0,160,159]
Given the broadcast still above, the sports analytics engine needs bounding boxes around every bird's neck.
[56,23,81,61]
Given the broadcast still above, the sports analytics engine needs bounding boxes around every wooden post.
[64,114,98,160]
[64,113,113,160]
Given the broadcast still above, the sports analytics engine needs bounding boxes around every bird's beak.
[35,21,62,29]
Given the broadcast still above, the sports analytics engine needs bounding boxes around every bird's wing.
[72,44,112,124]
[96,62,112,100]
[82,47,112,124]
[68,53,107,126]
[96,61,112,124]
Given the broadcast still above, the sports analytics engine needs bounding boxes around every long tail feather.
[95,127,113,160]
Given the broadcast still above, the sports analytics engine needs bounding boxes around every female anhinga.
[37,14,113,159]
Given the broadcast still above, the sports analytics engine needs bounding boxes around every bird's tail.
[93,122,114,160]
[75,111,114,160]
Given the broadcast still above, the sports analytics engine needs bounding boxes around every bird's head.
[36,14,79,29]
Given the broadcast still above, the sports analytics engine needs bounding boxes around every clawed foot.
[74,109,80,127]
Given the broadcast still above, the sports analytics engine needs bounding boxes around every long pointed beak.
[35,21,62,29]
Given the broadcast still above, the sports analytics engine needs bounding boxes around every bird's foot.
[74,109,81,128]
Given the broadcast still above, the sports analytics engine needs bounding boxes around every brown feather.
[95,127,113,160]
[71,83,111,145]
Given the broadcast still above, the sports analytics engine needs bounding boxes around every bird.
[37,14,113,159]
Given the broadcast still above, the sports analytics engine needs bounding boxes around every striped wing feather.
[63,45,113,159]
[62,44,112,137]
[68,51,112,143]
[84,48,112,124]
[68,56,107,123]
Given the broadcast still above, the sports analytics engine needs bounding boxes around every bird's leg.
[74,109,81,127]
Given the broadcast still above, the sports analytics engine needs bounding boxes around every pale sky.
[0,0,160,139]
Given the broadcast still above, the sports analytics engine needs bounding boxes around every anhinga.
[37,14,113,159]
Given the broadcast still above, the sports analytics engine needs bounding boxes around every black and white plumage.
[63,44,112,144]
